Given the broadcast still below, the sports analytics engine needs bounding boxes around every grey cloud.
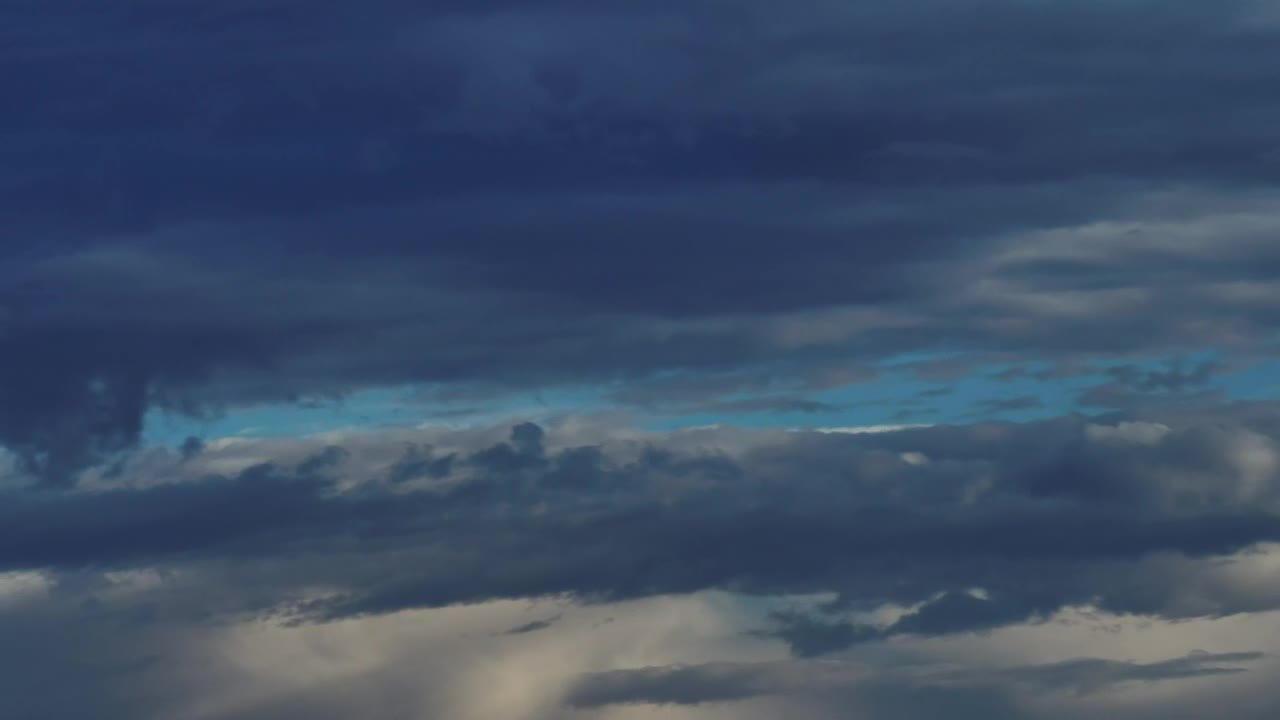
[763,590,1063,657]
[10,2,1280,716]
[1106,361,1220,393]
[759,610,885,658]
[567,662,787,708]
[565,651,1264,709]
[294,445,350,477]
[1007,651,1266,695]
[178,436,205,462]
[502,614,562,636]
[385,444,455,484]
[7,0,1280,480]
[1078,360,1227,411]
[1,413,1278,719]
[3,413,1280,646]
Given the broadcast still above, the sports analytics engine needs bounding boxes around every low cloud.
[5,412,1280,640]
[566,651,1266,709]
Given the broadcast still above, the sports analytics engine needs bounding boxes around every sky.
[5,1,1280,717]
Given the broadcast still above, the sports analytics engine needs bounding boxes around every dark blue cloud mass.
[4,0,1280,481]
[4,1,1280,718]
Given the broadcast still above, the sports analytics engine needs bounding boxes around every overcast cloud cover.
[5,1,1280,718]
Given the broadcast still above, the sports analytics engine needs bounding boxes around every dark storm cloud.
[8,3,1280,718]
[6,0,1280,483]
[3,414,1279,651]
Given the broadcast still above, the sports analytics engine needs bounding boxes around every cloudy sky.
[6,1,1280,717]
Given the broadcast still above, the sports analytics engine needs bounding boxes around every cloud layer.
[6,2,1280,717]
[8,414,1280,630]
[6,0,1280,480]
